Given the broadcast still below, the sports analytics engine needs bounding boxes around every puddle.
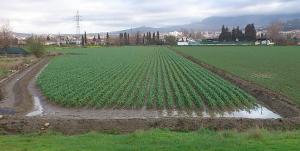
[171,109,178,116]
[209,105,281,119]
[26,64,48,117]
[191,111,198,117]
[0,108,16,115]
[26,96,43,117]
[161,105,281,119]
[162,109,168,117]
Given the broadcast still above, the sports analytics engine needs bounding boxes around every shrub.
[27,36,45,57]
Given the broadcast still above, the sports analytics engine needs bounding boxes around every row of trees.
[118,31,162,45]
[142,31,161,45]
[81,32,110,46]
[219,24,257,42]
[82,31,163,46]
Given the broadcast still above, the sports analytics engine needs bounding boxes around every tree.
[146,32,151,44]
[81,35,85,46]
[27,36,45,57]
[84,31,87,45]
[124,32,128,45]
[219,25,232,42]
[142,33,145,45]
[219,25,226,41]
[46,35,51,41]
[136,32,140,45]
[237,26,244,41]
[148,32,151,44]
[181,29,189,37]
[231,27,237,41]
[267,22,283,43]
[152,32,156,44]
[119,33,124,45]
[0,22,14,53]
[127,33,130,45]
[231,26,244,41]
[93,36,96,45]
[106,32,110,45]
[156,31,160,44]
[245,24,256,41]
[97,33,101,45]
[164,35,177,45]
[190,31,203,40]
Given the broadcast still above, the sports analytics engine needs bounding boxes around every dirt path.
[0,58,50,115]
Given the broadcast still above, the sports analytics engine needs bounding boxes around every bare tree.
[181,28,189,37]
[267,22,283,42]
[0,22,14,53]
[190,31,204,40]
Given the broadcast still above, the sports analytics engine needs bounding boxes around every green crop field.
[172,46,300,104]
[37,46,256,110]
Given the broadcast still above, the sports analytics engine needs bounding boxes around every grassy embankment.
[0,129,300,151]
[0,56,36,79]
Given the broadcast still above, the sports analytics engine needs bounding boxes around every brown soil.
[1,116,300,135]
[171,48,300,118]
[0,57,49,115]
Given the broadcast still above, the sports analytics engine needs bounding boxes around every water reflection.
[202,105,281,119]
[161,105,281,119]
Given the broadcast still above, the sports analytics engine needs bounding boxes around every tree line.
[219,24,257,42]
[81,31,164,46]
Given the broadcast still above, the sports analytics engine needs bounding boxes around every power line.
[74,10,82,44]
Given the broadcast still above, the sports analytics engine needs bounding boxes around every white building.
[168,31,183,37]
[177,41,189,46]
[255,40,274,46]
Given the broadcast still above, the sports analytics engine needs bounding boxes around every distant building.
[255,38,274,46]
[177,37,196,46]
[168,31,183,37]
[177,41,189,46]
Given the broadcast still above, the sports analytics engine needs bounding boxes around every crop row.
[37,47,256,110]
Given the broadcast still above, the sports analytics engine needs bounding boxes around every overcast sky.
[0,0,300,34]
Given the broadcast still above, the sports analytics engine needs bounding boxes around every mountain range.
[115,13,300,34]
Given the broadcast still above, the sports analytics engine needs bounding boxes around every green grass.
[173,46,300,104]
[1,129,300,151]
[37,46,256,109]
[0,69,7,77]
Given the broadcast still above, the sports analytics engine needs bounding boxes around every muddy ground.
[1,116,300,134]
[0,58,49,115]
[0,51,300,134]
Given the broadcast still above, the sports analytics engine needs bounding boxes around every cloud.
[0,0,299,33]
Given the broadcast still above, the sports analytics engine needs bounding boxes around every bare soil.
[1,116,300,134]
[0,57,48,115]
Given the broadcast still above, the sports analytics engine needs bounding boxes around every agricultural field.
[172,46,300,104]
[37,46,256,110]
